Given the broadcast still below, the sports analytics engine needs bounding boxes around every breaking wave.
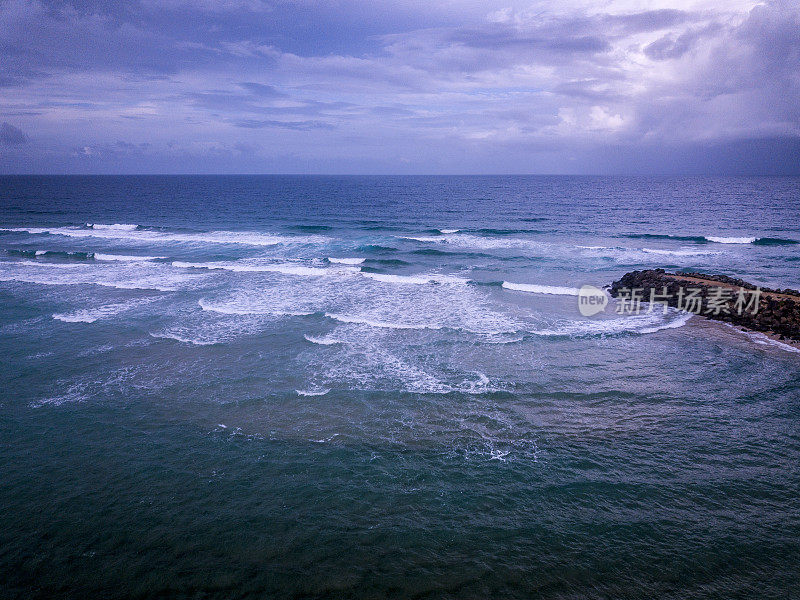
[501,281,581,296]
[622,233,798,245]
[533,311,694,338]
[1,225,324,247]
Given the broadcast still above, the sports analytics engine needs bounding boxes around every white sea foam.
[310,343,455,394]
[2,226,323,247]
[325,312,442,330]
[746,334,800,353]
[0,259,195,291]
[401,236,441,242]
[296,388,331,396]
[149,331,220,345]
[637,311,694,333]
[178,261,465,285]
[52,299,148,323]
[303,334,343,345]
[89,223,138,231]
[706,236,757,244]
[502,281,581,296]
[15,260,84,268]
[720,322,800,353]
[328,257,365,265]
[53,313,99,323]
[577,245,721,262]
[94,253,165,262]
[641,247,719,256]
[489,449,510,461]
[362,272,468,285]
[400,233,545,252]
[438,229,460,234]
[198,298,313,316]
[30,384,89,408]
[533,311,693,337]
[462,372,492,395]
[173,260,337,277]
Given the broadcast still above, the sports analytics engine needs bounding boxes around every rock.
[609,269,800,341]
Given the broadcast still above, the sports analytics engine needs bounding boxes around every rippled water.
[1,176,799,598]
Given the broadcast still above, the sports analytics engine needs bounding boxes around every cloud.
[231,119,334,130]
[0,0,797,173]
[239,82,285,97]
[0,122,27,144]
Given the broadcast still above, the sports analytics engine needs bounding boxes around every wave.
[0,261,189,291]
[303,334,342,345]
[53,312,105,323]
[362,272,469,285]
[399,233,547,253]
[327,257,365,265]
[6,249,93,260]
[501,281,580,296]
[410,248,497,259]
[438,228,460,234]
[0,274,177,292]
[173,260,340,277]
[533,311,693,338]
[621,233,708,243]
[52,299,148,323]
[356,244,398,253]
[577,245,719,259]
[6,249,158,262]
[198,298,314,316]
[324,312,442,330]
[88,223,138,231]
[473,228,545,235]
[291,225,331,232]
[296,388,331,397]
[94,253,165,262]
[720,322,800,353]
[753,237,799,246]
[12,260,85,269]
[400,236,441,242]
[623,233,798,246]
[640,247,718,256]
[189,262,468,286]
[1,226,323,247]
[149,331,220,345]
[363,258,412,267]
[706,236,757,244]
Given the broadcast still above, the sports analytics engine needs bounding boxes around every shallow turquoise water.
[1,175,799,598]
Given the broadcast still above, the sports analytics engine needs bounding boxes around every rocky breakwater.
[609,269,800,342]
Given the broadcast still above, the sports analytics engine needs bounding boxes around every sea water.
[1,175,799,598]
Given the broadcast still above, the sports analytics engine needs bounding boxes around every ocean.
[1,175,799,598]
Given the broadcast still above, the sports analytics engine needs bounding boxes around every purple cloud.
[0,0,797,173]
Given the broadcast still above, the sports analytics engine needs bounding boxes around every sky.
[0,0,798,174]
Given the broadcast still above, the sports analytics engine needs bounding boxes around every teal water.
[1,176,799,598]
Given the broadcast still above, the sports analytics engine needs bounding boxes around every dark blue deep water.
[1,175,799,599]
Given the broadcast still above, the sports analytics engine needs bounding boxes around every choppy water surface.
[1,176,799,598]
